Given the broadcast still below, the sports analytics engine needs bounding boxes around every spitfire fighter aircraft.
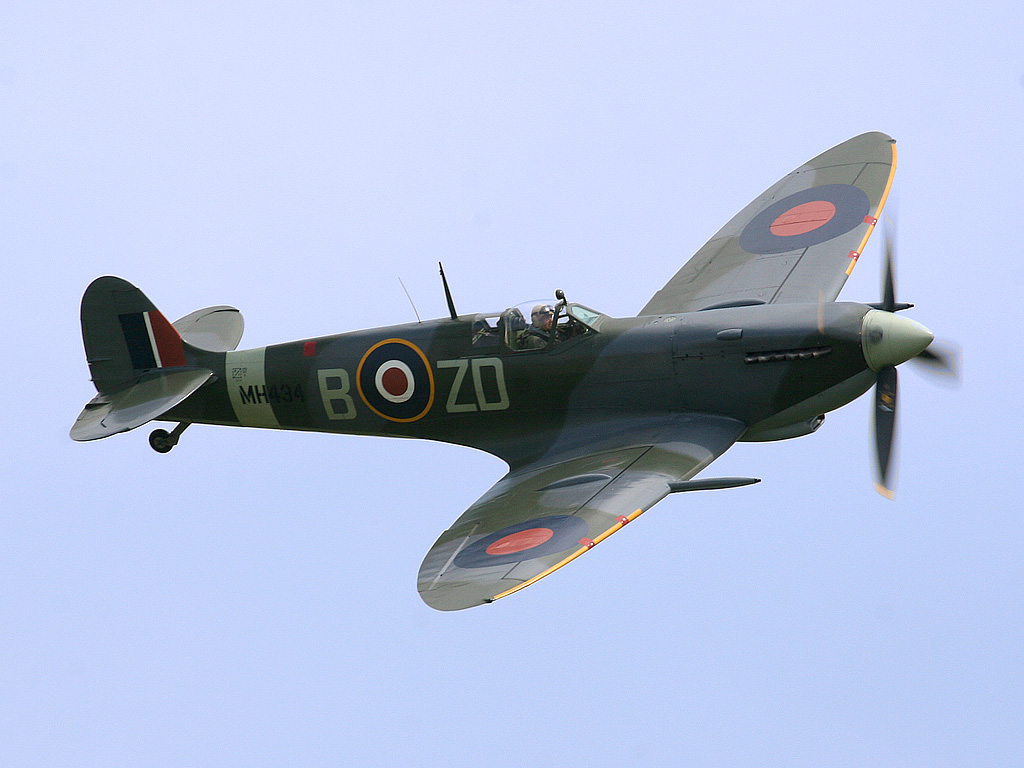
[72,132,954,611]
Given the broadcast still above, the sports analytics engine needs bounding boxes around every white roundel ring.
[374,360,415,403]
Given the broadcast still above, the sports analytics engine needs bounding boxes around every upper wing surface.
[417,414,745,611]
[640,132,896,316]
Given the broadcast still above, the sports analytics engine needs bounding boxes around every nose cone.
[862,310,934,371]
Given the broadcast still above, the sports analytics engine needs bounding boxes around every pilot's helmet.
[531,304,554,329]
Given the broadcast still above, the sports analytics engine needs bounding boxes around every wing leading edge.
[417,414,745,611]
[640,132,897,316]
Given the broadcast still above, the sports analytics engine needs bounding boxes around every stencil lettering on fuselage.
[437,357,509,413]
[318,368,358,420]
[225,348,281,428]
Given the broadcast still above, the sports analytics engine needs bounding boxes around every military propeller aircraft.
[72,131,955,611]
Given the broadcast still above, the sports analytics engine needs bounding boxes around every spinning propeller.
[861,220,960,498]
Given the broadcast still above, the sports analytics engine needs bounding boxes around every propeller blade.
[913,342,960,381]
[873,365,898,499]
[882,230,897,313]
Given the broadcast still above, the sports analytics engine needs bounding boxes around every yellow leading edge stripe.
[490,507,648,602]
[845,141,898,276]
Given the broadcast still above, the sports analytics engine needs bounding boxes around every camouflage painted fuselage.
[165,300,874,467]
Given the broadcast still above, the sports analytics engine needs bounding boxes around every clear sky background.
[2,2,1022,766]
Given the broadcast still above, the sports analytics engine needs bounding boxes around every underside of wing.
[640,132,897,316]
[417,414,745,611]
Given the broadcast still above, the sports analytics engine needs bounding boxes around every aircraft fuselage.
[164,300,875,466]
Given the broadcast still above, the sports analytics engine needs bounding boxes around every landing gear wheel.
[148,422,189,453]
[149,429,174,453]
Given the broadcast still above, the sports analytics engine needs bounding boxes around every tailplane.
[172,305,244,353]
[70,369,214,442]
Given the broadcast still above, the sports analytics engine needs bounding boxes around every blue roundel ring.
[739,183,870,255]
[356,339,434,422]
[454,515,590,569]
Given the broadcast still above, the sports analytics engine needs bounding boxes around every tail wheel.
[148,422,189,453]
[149,429,174,453]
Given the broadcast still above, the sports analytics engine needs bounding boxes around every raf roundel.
[739,183,870,255]
[357,339,434,422]
[454,515,590,569]
[375,360,415,403]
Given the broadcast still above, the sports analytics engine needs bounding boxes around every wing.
[417,414,745,610]
[640,132,897,316]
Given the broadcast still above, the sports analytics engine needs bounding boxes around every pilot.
[519,304,555,349]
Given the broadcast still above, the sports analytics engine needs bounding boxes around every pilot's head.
[531,304,554,331]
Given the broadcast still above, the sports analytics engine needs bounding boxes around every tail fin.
[81,276,191,394]
[71,276,214,442]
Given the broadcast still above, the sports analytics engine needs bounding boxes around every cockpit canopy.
[470,301,606,351]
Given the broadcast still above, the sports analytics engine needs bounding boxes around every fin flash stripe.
[146,310,186,367]
[119,310,186,370]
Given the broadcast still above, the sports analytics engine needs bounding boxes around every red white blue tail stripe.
[118,310,186,370]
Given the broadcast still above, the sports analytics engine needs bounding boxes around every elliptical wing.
[640,132,897,315]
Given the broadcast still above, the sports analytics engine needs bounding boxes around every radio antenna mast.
[439,262,458,320]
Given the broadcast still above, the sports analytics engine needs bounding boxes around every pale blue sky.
[2,2,1022,765]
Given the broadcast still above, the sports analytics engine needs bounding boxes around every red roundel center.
[769,200,837,236]
[381,366,409,396]
[485,527,554,556]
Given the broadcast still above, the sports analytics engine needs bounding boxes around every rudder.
[81,276,189,394]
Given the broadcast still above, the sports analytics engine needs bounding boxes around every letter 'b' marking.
[318,368,357,420]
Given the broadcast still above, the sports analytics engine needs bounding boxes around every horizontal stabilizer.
[173,306,244,352]
[70,368,213,442]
